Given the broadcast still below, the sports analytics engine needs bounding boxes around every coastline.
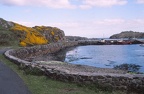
[4,41,144,93]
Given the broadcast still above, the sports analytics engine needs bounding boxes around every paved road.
[0,48,31,94]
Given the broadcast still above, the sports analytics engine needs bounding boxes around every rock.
[0,18,66,46]
[110,31,144,39]
[33,26,66,43]
[0,18,18,46]
[0,18,14,29]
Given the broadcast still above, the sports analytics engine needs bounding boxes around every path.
[0,47,31,94]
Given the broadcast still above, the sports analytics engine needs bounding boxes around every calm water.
[64,45,144,73]
[34,44,144,73]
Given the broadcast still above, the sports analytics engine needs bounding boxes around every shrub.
[10,23,48,46]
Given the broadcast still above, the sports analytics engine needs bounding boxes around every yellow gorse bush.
[10,23,48,46]
[55,36,59,41]
[34,26,50,31]
[34,26,61,42]
[51,31,55,36]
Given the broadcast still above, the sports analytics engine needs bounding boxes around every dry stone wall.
[4,42,144,94]
[43,65,144,93]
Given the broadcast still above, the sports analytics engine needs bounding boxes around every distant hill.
[66,36,88,41]
[110,31,144,39]
[0,18,65,46]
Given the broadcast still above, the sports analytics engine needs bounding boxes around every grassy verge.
[0,51,126,94]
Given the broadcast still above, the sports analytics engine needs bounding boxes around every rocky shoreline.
[78,39,143,45]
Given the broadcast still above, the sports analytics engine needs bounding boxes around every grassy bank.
[0,50,126,94]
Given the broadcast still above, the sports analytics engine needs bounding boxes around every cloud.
[0,0,76,9]
[136,0,144,4]
[48,22,81,29]
[79,5,92,9]
[15,18,144,38]
[14,20,35,26]
[47,19,144,37]
[0,0,128,9]
[94,19,125,25]
[80,0,127,9]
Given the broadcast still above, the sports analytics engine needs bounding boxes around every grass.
[0,49,126,94]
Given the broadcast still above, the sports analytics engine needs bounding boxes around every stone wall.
[40,65,144,93]
[9,42,78,60]
[78,40,104,45]
[4,42,144,94]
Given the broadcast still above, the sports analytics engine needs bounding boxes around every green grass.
[0,52,126,94]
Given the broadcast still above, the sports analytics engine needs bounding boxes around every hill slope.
[110,31,144,39]
[0,18,65,46]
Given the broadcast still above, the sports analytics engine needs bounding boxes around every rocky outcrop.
[0,18,66,46]
[0,18,18,46]
[33,26,65,43]
[0,31,18,45]
[110,31,144,39]
[0,18,14,30]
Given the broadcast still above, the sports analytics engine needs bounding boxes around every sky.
[0,0,144,38]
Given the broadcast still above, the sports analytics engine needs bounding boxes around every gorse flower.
[10,23,48,46]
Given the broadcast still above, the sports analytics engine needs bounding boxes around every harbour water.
[63,44,144,73]
[35,44,144,73]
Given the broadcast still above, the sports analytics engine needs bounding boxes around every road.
[0,48,31,94]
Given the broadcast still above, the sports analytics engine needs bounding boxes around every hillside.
[66,36,88,41]
[110,31,144,39]
[0,18,65,46]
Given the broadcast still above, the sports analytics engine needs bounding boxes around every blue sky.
[0,0,144,38]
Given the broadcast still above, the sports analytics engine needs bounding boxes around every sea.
[35,44,144,73]
[59,44,144,73]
